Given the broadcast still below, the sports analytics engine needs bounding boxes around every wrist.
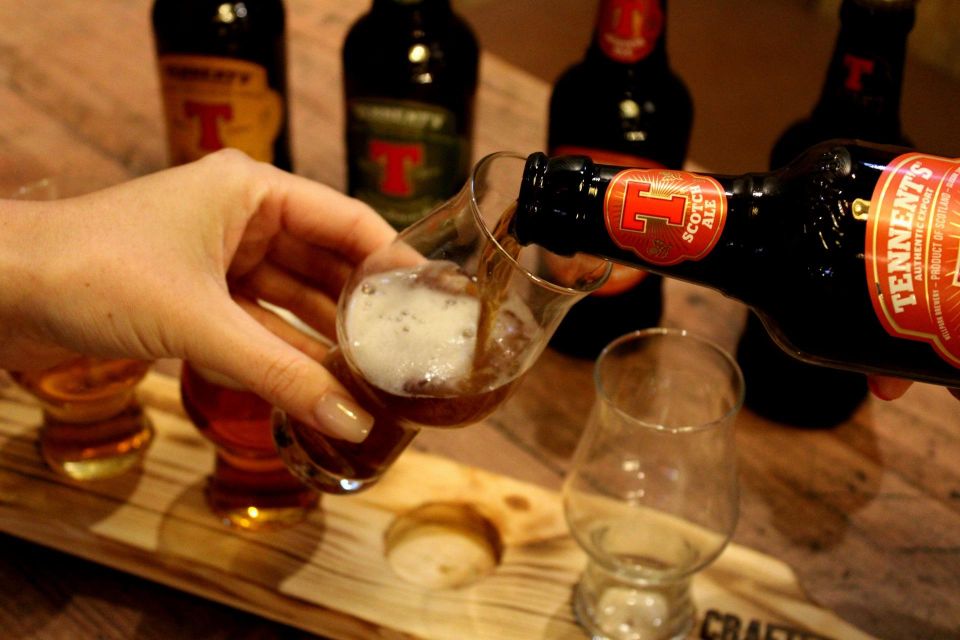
[0,200,63,368]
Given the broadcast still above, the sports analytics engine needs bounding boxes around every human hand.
[0,149,396,441]
[868,376,960,402]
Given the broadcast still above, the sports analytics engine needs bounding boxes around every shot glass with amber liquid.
[180,363,318,530]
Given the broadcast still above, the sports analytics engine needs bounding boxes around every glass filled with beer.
[272,152,611,494]
[181,362,318,529]
[7,179,153,480]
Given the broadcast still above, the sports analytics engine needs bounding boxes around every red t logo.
[843,54,875,92]
[369,140,424,197]
[621,180,686,233]
[184,101,233,151]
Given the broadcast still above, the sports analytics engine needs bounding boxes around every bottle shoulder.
[343,11,479,98]
[152,0,285,59]
[152,0,285,36]
[343,11,478,62]
[771,113,909,169]
[548,63,692,166]
[553,60,690,99]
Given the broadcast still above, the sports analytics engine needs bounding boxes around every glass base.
[39,404,154,481]
[274,437,383,495]
[205,453,319,530]
[272,411,394,495]
[573,563,694,640]
[207,503,318,531]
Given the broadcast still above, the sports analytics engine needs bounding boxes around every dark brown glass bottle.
[343,0,479,230]
[736,0,916,427]
[546,0,692,359]
[152,0,293,170]
[513,142,960,388]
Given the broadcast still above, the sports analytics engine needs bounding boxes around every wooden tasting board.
[0,372,875,640]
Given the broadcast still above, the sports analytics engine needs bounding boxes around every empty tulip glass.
[564,328,744,640]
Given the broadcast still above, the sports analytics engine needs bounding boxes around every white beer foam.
[345,265,479,397]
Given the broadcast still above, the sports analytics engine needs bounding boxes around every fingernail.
[314,392,373,443]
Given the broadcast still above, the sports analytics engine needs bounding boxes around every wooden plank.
[0,372,875,640]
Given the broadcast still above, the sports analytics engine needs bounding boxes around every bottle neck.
[585,0,670,71]
[811,0,914,135]
[514,153,765,302]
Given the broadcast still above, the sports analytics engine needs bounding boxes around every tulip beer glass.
[180,364,319,529]
[564,328,743,640]
[273,152,611,494]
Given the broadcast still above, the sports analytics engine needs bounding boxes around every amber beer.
[13,358,153,480]
[736,0,916,427]
[275,261,539,494]
[512,143,960,388]
[180,364,317,529]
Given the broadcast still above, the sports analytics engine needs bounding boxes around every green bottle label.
[347,98,468,229]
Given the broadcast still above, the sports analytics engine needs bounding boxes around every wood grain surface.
[0,371,877,640]
[0,1,958,639]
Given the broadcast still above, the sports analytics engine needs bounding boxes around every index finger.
[259,168,397,262]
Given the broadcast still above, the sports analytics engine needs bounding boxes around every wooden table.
[1,2,958,639]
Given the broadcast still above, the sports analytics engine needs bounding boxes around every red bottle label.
[604,169,727,266]
[157,54,284,165]
[596,0,664,63]
[555,145,666,295]
[865,153,960,368]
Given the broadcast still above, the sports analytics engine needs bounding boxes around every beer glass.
[180,363,319,530]
[273,152,612,494]
[564,328,743,640]
[7,179,153,480]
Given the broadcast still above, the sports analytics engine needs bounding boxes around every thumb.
[188,303,373,443]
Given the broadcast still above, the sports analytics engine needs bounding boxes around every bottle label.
[865,153,960,367]
[347,98,468,230]
[603,169,727,266]
[555,145,663,295]
[596,0,664,63]
[157,54,284,165]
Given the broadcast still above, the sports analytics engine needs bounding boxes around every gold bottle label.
[157,54,283,165]
[866,153,960,367]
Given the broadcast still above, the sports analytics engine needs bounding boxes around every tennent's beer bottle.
[737,0,916,427]
[152,0,293,170]
[547,0,692,359]
[512,143,960,389]
[343,0,479,230]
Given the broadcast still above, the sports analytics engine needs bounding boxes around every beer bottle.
[512,142,960,389]
[152,0,293,170]
[546,0,692,359]
[343,0,479,230]
[736,0,916,427]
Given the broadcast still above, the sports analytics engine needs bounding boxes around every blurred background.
[458,0,960,173]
